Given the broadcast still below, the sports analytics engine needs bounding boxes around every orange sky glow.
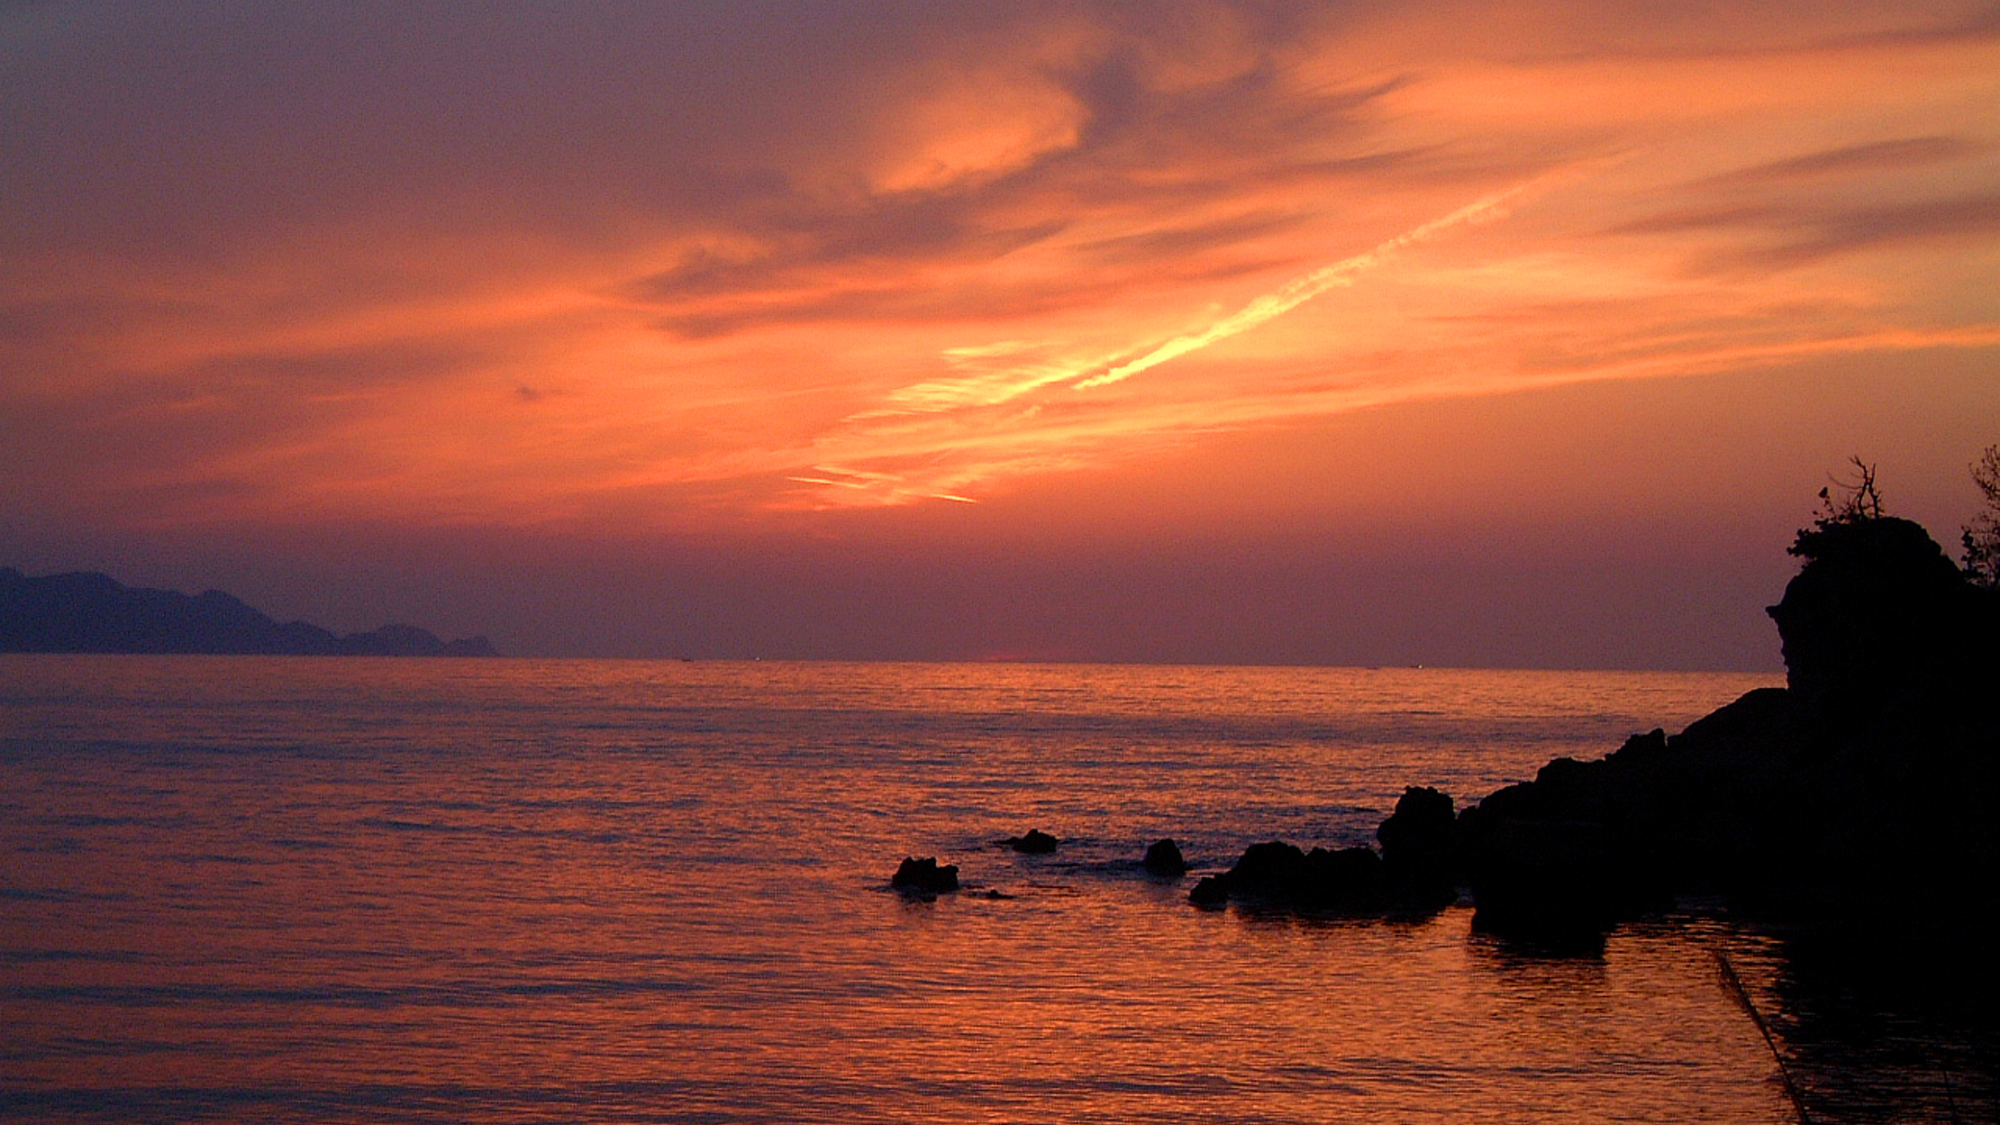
[3,2,1996,665]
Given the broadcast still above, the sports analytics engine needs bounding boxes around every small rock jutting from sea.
[1001,829,1060,854]
[1143,838,1187,877]
[890,856,959,895]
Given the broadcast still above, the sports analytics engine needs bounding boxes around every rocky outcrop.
[1769,516,1985,728]
[1189,841,1384,910]
[1001,829,1059,854]
[1143,838,1187,877]
[1183,785,1465,913]
[891,856,959,894]
[1452,515,2000,936]
[883,516,1995,934]
[1377,786,1458,907]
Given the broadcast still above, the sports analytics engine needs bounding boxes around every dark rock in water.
[891,856,959,894]
[1143,838,1187,877]
[1377,786,1457,906]
[1215,840,1308,900]
[1189,840,1391,910]
[1460,818,1646,938]
[1307,845,1389,906]
[1003,829,1059,854]
[1188,874,1229,907]
[1452,695,1795,935]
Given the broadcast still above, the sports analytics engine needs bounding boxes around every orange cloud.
[2,1,1995,537]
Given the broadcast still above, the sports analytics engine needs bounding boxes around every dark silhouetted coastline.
[1174,505,1999,963]
[1451,512,1999,937]
[0,566,498,656]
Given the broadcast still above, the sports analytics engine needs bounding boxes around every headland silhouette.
[0,567,498,657]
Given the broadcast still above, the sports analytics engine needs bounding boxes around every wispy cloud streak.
[1072,185,1533,390]
[863,183,1538,425]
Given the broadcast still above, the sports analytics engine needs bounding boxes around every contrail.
[1073,184,1532,390]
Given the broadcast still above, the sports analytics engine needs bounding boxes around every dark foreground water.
[0,656,1990,1122]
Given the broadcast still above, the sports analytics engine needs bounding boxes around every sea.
[1,655,1991,1123]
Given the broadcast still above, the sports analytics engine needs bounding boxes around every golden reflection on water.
[2,656,1816,1122]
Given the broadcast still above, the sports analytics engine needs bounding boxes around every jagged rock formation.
[1189,840,1391,910]
[1185,515,2000,930]
[890,856,959,895]
[1189,786,1461,912]
[1453,515,2000,935]
[1377,785,1457,903]
[0,567,497,657]
[1771,515,1990,729]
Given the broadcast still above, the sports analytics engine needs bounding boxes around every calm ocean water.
[0,656,1984,1123]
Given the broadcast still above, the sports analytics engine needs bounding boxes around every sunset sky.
[4,1,1996,667]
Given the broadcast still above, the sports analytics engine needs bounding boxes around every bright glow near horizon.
[3,1,1996,665]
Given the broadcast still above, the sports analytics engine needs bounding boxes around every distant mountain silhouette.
[0,567,498,657]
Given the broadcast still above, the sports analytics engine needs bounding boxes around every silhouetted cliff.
[0,567,498,657]
[1450,515,2000,933]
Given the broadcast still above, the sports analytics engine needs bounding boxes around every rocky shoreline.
[895,513,2000,942]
